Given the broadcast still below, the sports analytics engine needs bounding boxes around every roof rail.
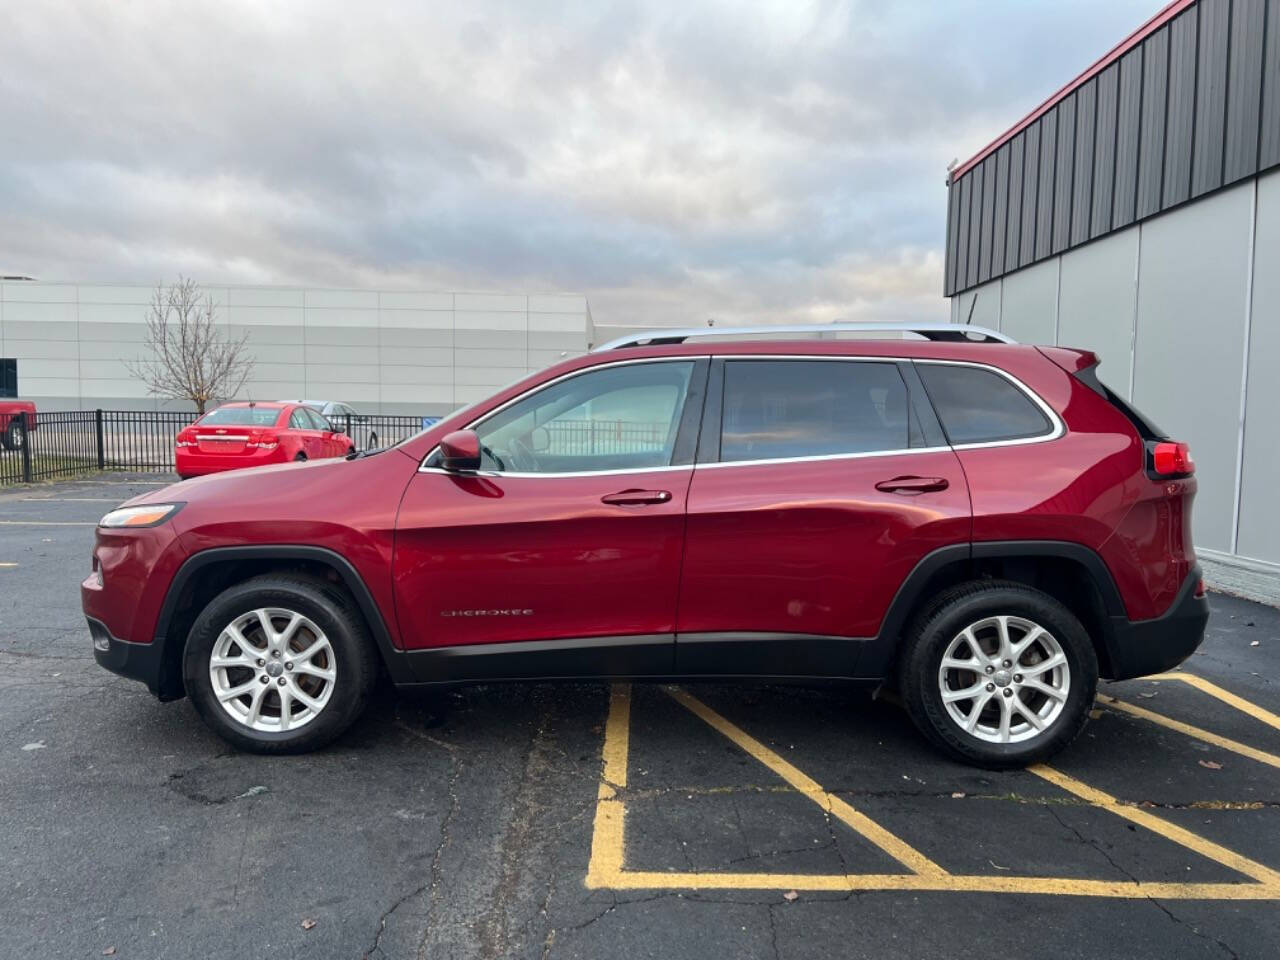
[592,322,1016,351]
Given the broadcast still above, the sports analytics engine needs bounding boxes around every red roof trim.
[951,0,1196,181]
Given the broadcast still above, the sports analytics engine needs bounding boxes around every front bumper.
[88,617,183,700]
[1103,566,1210,680]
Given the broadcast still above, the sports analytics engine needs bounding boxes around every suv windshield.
[199,407,283,427]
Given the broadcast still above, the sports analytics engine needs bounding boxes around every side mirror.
[439,429,482,472]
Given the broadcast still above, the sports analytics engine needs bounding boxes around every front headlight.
[98,503,185,528]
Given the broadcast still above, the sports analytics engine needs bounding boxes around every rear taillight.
[1152,441,1194,476]
[248,433,279,450]
[175,431,195,448]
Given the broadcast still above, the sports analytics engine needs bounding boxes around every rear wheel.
[2,421,24,451]
[183,575,377,753]
[294,452,307,461]
[898,580,1097,769]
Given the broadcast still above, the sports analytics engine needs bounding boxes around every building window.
[0,359,16,399]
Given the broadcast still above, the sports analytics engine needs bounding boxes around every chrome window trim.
[418,464,693,479]
[417,353,1065,477]
[696,445,953,470]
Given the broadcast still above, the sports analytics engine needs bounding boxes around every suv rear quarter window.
[915,362,1054,445]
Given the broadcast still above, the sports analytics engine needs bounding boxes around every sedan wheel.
[209,607,337,733]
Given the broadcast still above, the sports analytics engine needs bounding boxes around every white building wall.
[948,168,1280,603]
[0,283,590,415]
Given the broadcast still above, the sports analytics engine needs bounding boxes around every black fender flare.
[865,540,1128,677]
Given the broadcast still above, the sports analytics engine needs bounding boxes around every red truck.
[0,400,36,450]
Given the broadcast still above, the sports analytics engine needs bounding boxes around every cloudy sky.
[1,0,1157,326]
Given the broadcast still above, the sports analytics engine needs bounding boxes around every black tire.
[3,422,24,451]
[898,580,1098,769]
[183,574,377,754]
[294,452,307,461]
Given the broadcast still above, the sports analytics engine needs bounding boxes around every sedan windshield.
[199,406,283,426]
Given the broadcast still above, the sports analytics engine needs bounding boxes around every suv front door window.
[471,360,695,474]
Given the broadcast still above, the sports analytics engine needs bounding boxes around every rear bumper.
[1103,566,1209,680]
[88,617,182,700]
[175,447,287,476]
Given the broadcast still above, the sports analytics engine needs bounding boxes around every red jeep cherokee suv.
[82,323,1208,768]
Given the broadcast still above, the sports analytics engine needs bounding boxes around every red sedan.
[175,402,353,479]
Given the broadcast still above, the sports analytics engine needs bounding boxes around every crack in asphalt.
[415,738,463,960]
[1045,805,1241,960]
[354,715,462,960]
[475,705,555,959]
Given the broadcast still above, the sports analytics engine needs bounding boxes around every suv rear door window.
[915,363,1053,445]
[473,360,695,473]
[718,360,913,462]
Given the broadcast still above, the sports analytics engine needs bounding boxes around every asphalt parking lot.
[2,476,1278,959]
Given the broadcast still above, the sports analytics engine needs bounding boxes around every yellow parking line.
[666,686,946,878]
[585,682,1280,898]
[1162,671,1280,733]
[585,684,631,888]
[1030,764,1280,886]
[600,871,1279,899]
[1098,694,1280,770]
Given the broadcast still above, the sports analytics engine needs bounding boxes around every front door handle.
[602,489,673,506]
[874,476,949,494]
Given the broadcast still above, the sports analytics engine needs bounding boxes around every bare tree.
[125,277,253,413]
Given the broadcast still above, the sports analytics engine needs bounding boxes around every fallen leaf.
[1250,640,1260,647]
[783,891,799,902]
[21,741,45,752]
[951,791,965,799]
[1198,760,1223,770]
[301,918,317,931]
[103,949,116,957]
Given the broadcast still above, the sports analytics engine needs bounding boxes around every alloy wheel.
[937,615,1070,744]
[209,607,337,733]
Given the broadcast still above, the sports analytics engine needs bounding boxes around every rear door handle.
[602,489,673,506]
[874,476,949,494]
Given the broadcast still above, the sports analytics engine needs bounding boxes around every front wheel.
[183,575,377,753]
[898,580,1097,769]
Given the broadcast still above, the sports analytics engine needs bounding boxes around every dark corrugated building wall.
[946,0,1280,297]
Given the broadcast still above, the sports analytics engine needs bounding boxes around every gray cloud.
[1,0,1157,324]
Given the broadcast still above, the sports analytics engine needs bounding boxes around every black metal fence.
[0,410,436,485]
